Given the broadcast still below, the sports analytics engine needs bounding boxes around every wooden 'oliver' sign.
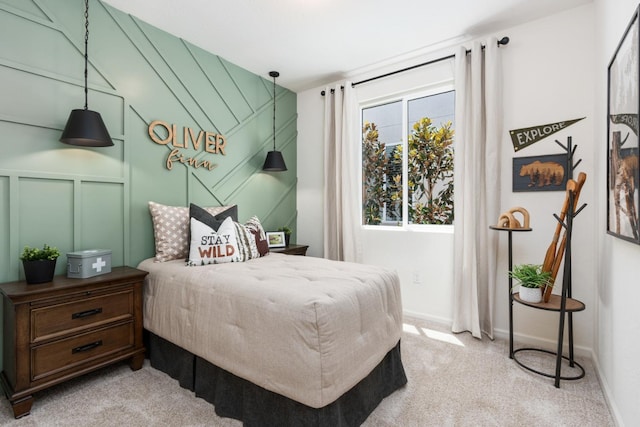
[148,120,226,171]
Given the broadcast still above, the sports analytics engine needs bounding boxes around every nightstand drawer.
[31,322,134,381]
[31,289,134,342]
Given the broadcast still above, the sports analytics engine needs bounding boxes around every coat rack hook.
[574,203,587,217]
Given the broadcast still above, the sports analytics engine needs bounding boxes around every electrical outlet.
[412,271,421,284]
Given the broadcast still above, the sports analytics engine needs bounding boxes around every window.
[362,89,455,227]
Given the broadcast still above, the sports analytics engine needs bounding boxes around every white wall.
[299,3,597,348]
[595,0,640,425]
[496,4,597,352]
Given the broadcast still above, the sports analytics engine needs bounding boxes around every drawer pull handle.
[72,340,103,354]
[71,308,102,319]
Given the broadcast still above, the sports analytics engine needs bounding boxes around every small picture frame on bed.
[266,231,286,248]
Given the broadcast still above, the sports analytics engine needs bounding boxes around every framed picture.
[512,154,569,192]
[607,5,640,244]
[266,231,286,248]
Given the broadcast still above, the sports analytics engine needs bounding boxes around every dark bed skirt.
[147,332,407,426]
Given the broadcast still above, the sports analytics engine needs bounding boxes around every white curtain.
[323,83,361,262]
[452,39,503,339]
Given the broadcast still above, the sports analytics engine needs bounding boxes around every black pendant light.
[60,0,113,147]
[262,71,287,171]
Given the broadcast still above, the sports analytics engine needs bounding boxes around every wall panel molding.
[0,0,297,279]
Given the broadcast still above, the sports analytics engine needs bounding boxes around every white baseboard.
[403,310,590,358]
[590,353,624,427]
[492,326,592,358]
[403,309,452,327]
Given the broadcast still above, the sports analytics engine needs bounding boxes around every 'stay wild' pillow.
[187,204,239,265]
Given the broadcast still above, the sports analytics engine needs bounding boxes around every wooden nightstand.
[271,244,309,256]
[0,266,147,418]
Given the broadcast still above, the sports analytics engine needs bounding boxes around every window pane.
[362,101,402,225]
[363,101,402,145]
[385,143,402,223]
[407,91,455,225]
[408,90,455,129]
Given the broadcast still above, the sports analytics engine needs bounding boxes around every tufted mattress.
[138,253,403,409]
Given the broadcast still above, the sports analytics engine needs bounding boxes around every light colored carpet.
[0,316,614,426]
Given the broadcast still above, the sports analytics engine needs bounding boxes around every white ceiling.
[101,0,592,92]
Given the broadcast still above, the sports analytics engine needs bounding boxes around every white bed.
[139,252,404,410]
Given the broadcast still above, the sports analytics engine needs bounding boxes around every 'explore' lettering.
[516,122,566,145]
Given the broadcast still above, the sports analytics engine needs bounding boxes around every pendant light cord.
[83,0,89,110]
[272,73,276,151]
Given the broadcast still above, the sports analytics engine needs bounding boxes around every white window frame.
[360,81,455,233]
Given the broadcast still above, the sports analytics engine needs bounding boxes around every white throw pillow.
[187,216,239,265]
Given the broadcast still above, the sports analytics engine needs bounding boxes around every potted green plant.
[20,244,60,284]
[509,263,551,303]
[277,226,292,247]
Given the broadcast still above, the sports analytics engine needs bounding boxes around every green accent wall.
[0,0,297,369]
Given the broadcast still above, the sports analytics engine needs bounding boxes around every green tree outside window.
[362,117,454,225]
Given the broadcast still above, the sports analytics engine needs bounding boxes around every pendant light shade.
[263,150,287,171]
[60,109,113,147]
[60,0,113,147]
[262,71,287,171]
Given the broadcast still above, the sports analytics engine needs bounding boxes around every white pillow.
[187,216,239,265]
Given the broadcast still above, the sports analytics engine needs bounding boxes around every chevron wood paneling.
[0,0,298,368]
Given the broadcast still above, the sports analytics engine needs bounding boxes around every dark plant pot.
[285,234,291,247]
[22,259,57,284]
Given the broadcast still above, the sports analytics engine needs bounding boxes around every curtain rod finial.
[498,36,510,46]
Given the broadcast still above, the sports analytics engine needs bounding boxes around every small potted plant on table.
[20,244,60,284]
[277,226,292,247]
[509,263,551,303]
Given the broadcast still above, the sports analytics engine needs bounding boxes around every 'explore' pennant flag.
[509,117,585,152]
[610,113,638,136]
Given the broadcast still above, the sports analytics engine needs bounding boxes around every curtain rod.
[320,36,509,96]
